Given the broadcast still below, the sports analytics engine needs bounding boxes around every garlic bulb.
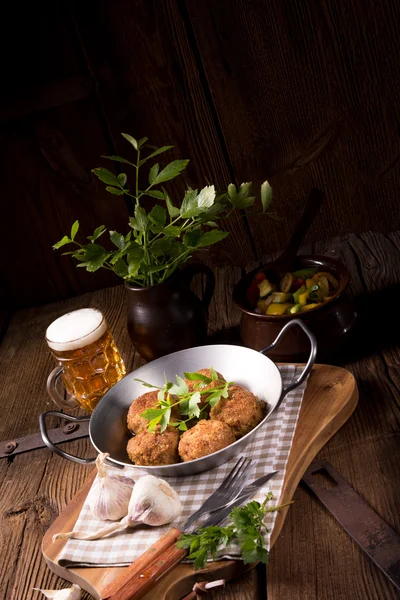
[88,453,135,521]
[33,584,81,599]
[53,475,182,542]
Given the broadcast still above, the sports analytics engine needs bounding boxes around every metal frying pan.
[40,319,316,477]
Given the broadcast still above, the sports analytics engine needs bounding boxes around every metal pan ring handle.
[39,411,96,465]
[260,318,317,399]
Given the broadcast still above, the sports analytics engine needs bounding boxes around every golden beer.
[46,308,126,412]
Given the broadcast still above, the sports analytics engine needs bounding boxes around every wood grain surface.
[0,232,399,600]
[2,1,400,307]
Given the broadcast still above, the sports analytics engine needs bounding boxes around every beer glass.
[46,308,126,412]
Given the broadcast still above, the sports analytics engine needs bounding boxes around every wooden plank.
[185,0,400,255]
[0,76,93,122]
[73,0,256,267]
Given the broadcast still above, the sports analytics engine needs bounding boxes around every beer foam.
[46,308,107,351]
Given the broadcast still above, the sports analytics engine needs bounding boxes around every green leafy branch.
[134,368,233,432]
[53,134,275,288]
[177,492,293,570]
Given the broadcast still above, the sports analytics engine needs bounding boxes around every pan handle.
[39,411,96,465]
[260,319,317,399]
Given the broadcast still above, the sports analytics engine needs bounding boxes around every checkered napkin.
[57,365,307,568]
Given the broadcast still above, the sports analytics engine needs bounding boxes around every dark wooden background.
[2,0,400,311]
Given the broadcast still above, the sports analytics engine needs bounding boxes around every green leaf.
[197,185,216,208]
[105,186,124,195]
[137,137,149,148]
[92,167,121,187]
[141,408,165,421]
[70,220,79,241]
[227,183,237,201]
[149,205,167,227]
[188,391,201,418]
[135,205,148,232]
[118,173,127,187]
[183,371,213,383]
[159,408,171,432]
[85,256,108,272]
[178,421,188,431]
[261,181,273,212]
[145,189,166,200]
[134,378,162,389]
[148,415,163,432]
[153,159,189,185]
[53,235,71,250]
[183,228,202,248]
[101,155,136,167]
[110,230,126,250]
[207,389,223,408]
[149,163,160,184]
[113,259,128,277]
[87,225,106,242]
[169,375,188,396]
[121,133,138,150]
[180,189,199,218]
[164,225,182,237]
[127,245,144,263]
[210,367,218,380]
[166,196,180,218]
[82,244,108,260]
[150,238,172,257]
[197,230,229,247]
[140,145,174,164]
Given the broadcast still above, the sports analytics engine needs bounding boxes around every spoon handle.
[275,188,325,270]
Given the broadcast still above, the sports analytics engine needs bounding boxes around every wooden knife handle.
[107,542,188,600]
[102,527,182,599]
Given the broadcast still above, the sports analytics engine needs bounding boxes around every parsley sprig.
[176,493,292,570]
[134,367,233,432]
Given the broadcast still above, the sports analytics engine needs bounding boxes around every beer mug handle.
[47,366,79,410]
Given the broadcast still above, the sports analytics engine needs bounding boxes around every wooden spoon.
[266,188,325,276]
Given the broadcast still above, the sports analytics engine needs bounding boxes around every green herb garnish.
[176,493,292,570]
[134,368,233,432]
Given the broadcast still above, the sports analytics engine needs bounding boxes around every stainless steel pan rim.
[39,319,316,476]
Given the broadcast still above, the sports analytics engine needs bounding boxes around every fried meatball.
[178,419,235,462]
[127,427,180,466]
[210,384,265,439]
[127,391,179,434]
[127,391,160,434]
[184,368,226,412]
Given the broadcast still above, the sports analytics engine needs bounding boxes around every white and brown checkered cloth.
[57,365,307,567]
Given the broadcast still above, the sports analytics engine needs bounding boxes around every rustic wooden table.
[1,232,399,600]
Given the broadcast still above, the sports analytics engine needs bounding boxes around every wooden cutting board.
[42,364,358,599]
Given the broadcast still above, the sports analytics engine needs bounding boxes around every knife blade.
[103,469,278,600]
[302,460,400,592]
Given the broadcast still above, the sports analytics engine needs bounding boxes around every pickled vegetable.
[280,273,294,292]
[248,266,340,315]
[266,302,293,315]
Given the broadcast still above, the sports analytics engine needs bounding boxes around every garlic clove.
[33,584,81,599]
[88,453,135,521]
[126,475,182,527]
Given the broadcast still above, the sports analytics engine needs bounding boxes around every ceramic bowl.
[233,255,356,362]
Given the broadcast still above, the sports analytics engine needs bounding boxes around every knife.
[103,470,278,600]
[302,460,400,592]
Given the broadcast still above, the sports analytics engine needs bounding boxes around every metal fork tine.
[220,456,247,489]
[183,456,255,530]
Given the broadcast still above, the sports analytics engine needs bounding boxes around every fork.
[179,455,255,531]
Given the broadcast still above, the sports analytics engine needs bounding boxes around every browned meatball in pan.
[178,419,235,462]
[127,427,180,466]
[210,384,265,439]
[127,391,160,435]
[184,368,226,412]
